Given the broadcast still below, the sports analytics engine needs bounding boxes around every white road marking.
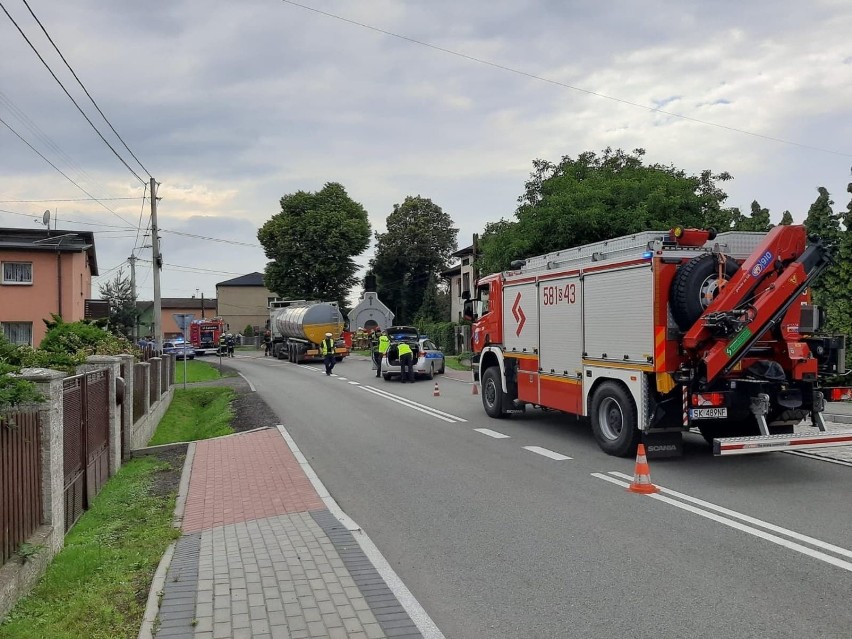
[474,428,511,439]
[237,372,256,392]
[784,450,852,467]
[523,446,572,460]
[336,376,347,381]
[360,387,458,423]
[591,472,852,572]
[276,426,445,639]
[348,381,360,385]
[363,386,468,422]
[607,470,852,560]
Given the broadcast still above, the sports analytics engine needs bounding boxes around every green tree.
[779,210,794,225]
[478,148,737,274]
[734,200,772,231]
[371,196,458,324]
[821,182,852,367]
[258,182,371,304]
[803,186,842,313]
[98,268,137,339]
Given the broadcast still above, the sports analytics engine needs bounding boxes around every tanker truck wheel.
[590,381,640,457]
[670,254,740,332]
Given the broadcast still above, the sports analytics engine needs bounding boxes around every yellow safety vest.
[378,335,390,353]
[397,342,412,357]
[320,338,334,355]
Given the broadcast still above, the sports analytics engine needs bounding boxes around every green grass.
[0,457,181,639]
[147,387,235,445]
[173,359,224,384]
[351,349,372,357]
[445,355,472,371]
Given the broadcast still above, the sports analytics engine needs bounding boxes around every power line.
[135,258,248,276]
[280,0,852,159]
[0,0,147,183]
[0,197,142,203]
[0,115,139,227]
[159,228,263,247]
[20,0,152,179]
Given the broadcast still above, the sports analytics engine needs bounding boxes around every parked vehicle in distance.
[381,326,445,380]
[163,341,196,360]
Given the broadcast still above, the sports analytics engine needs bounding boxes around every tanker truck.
[269,300,350,363]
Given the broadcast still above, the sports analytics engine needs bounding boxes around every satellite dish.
[42,210,50,229]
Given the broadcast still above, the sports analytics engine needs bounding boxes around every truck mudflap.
[714,431,852,456]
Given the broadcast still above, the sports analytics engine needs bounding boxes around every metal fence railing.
[1,408,43,564]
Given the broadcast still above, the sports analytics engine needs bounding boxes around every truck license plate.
[690,407,727,419]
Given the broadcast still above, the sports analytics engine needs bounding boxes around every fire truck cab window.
[477,285,490,315]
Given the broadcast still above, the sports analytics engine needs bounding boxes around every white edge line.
[348,381,360,385]
[607,471,852,560]
[363,385,468,422]
[523,445,572,460]
[591,473,852,571]
[473,428,511,439]
[360,386,457,423]
[784,450,852,467]
[276,425,445,639]
[237,372,256,392]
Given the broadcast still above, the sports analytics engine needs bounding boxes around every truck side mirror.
[463,300,474,321]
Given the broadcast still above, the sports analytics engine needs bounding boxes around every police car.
[380,326,446,381]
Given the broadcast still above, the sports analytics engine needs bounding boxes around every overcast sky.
[1,0,850,306]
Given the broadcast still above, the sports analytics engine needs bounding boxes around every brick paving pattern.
[152,428,424,638]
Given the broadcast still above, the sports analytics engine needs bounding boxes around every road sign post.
[173,313,195,389]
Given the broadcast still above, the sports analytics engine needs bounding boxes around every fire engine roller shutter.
[583,265,653,364]
[502,281,539,354]
[538,274,583,375]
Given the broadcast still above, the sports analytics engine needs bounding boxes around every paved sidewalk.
[150,427,433,639]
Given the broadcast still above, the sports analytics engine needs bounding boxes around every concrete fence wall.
[0,353,175,620]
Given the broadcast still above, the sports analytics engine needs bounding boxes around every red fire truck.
[467,225,851,457]
[189,317,226,355]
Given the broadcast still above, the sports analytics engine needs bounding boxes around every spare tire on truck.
[670,254,740,331]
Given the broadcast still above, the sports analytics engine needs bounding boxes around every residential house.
[216,272,277,335]
[0,227,98,346]
[137,297,218,340]
[441,244,475,323]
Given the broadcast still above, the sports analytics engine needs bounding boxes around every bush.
[243,325,254,337]
[414,321,459,354]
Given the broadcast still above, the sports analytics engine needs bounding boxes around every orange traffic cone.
[433,382,440,397]
[627,444,660,494]
[471,382,479,395]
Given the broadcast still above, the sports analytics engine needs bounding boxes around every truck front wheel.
[482,366,507,419]
[590,382,641,456]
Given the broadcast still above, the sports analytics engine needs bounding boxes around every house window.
[2,322,33,346]
[2,262,33,285]
[462,272,470,296]
[456,278,461,297]
[462,258,469,266]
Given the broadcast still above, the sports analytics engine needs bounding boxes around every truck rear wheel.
[590,382,641,456]
[482,366,507,419]
[670,254,740,331]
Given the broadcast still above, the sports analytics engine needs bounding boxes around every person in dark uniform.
[397,341,414,383]
[320,332,336,375]
[226,333,235,357]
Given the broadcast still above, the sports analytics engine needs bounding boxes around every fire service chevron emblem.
[512,292,526,336]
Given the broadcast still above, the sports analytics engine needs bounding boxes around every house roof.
[216,272,266,287]
[451,244,473,258]
[440,265,462,278]
[0,227,98,275]
[136,298,217,312]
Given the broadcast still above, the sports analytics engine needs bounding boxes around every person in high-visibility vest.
[372,329,390,378]
[320,332,336,376]
[397,341,414,383]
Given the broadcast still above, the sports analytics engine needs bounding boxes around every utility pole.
[150,177,163,351]
[128,254,138,342]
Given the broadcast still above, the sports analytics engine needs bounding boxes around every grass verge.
[148,387,235,445]
[0,456,182,639]
[445,355,472,371]
[174,359,225,384]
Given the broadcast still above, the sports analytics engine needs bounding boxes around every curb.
[138,440,197,638]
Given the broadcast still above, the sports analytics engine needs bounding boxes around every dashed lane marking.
[523,446,572,460]
[474,428,511,439]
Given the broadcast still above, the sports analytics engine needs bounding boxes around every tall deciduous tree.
[804,186,842,318]
[779,210,794,225]
[98,268,137,339]
[478,148,737,274]
[258,183,371,304]
[370,196,458,324]
[734,200,772,231]
[822,182,852,368]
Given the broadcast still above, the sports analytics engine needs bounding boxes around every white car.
[380,326,445,381]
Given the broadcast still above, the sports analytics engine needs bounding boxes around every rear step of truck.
[714,431,852,456]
